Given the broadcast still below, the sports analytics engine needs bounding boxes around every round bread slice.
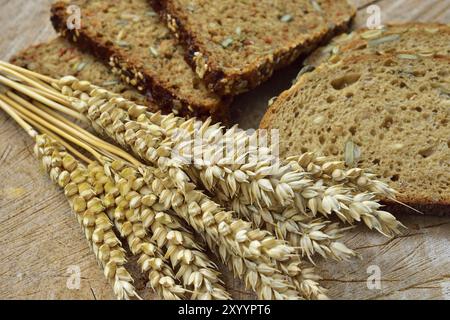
[304,22,450,68]
[261,53,450,214]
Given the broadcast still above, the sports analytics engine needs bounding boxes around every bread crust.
[383,201,450,217]
[50,1,231,123]
[9,38,162,112]
[151,0,356,96]
[260,52,450,214]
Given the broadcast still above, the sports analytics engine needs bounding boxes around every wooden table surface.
[0,0,449,300]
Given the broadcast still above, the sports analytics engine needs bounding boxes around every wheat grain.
[105,159,231,300]
[87,161,186,300]
[34,134,139,300]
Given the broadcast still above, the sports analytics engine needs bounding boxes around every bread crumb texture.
[305,23,450,67]
[154,0,355,95]
[51,0,226,115]
[262,53,450,206]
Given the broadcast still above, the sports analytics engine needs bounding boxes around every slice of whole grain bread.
[10,37,156,110]
[260,53,450,215]
[151,0,355,96]
[50,0,231,121]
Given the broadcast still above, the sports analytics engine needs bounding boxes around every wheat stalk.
[18,92,228,299]
[1,91,225,300]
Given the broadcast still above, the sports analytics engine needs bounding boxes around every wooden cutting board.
[0,0,449,300]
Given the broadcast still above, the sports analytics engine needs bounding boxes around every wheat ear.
[228,197,357,263]
[0,97,139,300]
[87,161,186,300]
[44,76,312,299]
[286,154,406,236]
[36,135,139,299]
[59,76,402,239]
[183,128,404,238]
[104,160,231,300]
[1,82,230,300]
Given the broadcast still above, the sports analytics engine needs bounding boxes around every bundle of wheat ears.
[0,61,407,300]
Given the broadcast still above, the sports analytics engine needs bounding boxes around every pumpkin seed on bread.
[304,22,450,68]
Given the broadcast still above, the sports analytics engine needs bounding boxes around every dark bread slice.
[50,0,231,121]
[151,0,355,96]
[10,37,156,110]
[305,22,450,68]
[260,53,450,215]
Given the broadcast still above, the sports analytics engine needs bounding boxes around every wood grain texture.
[0,0,449,300]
